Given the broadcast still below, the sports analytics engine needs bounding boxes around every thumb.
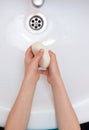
[34,49,44,63]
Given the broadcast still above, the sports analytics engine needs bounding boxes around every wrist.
[23,76,37,88]
[51,75,64,89]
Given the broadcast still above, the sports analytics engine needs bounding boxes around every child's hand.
[40,51,61,86]
[24,46,44,85]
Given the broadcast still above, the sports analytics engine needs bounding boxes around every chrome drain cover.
[26,13,47,33]
[29,15,44,30]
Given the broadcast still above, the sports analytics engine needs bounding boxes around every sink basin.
[0,0,89,129]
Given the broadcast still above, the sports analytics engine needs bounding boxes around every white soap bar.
[32,42,50,68]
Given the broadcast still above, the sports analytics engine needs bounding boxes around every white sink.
[0,0,89,129]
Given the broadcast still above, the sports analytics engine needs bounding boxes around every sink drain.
[29,15,44,30]
[26,13,47,33]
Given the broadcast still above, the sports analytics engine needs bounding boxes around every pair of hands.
[24,46,60,87]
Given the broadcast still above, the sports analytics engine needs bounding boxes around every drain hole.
[29,15,44,31]
[32,20,35,23]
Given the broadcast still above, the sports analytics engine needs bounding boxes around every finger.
[39,70,48,75]
[25,46,34,59]
[49,50,56,58]
[48,50,57,62]
[34,49,44,63]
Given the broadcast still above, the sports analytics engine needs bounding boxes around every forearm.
[52,77,80,130]
[5,78,36,130]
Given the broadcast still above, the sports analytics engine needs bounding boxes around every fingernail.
[40,49,44,53]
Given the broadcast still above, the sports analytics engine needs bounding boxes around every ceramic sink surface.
[0,0,89,129]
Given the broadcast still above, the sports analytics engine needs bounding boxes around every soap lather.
[32,42,50,68]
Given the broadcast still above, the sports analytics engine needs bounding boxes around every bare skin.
[5,46,81,130]
[41,51,81,130]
